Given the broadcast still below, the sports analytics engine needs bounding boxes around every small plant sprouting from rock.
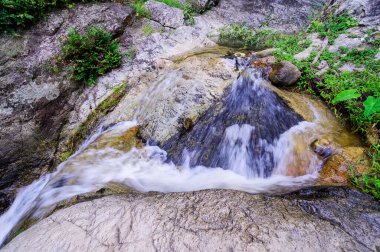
[131,0,151,18]
[60,27,122,86]
[142,24,155,36]
[183,1,196,26]
[125,46,137,60]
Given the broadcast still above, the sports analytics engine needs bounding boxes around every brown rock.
[269,61,301,87]
[319,146,370,185]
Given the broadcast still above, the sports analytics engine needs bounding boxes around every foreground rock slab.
[4,188,379,251]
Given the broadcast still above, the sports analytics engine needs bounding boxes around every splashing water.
[0,66,345,247]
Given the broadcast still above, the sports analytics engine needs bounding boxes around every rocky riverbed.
[1,0,380,250]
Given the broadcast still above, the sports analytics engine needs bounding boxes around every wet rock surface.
[3,188,379,251]
[162,68,304,177]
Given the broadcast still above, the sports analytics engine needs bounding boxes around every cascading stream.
[0,64,341,247]
[163,68,304,178]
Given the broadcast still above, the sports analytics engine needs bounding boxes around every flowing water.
[0,55,355,246]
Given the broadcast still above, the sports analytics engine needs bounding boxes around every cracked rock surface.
[3,188,380,251]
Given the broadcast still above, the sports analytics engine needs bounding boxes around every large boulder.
[3,188,380,251]
[269,61,301,87]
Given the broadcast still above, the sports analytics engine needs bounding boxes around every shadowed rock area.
[3,188,379,251]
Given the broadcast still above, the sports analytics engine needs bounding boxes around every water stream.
[0,57,352,246]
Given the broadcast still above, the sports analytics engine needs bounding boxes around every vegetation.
[308,13,359,42]
[131,0,151,18]
[142,24,155,36]
[183,1,195,26]
[352,145,380,200]
[218,14,380,200]
[0,0,92,34]
[60,27,122,86]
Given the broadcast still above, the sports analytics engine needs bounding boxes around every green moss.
[58,81,128,163]
[58,150,74,163]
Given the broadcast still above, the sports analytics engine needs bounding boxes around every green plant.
[131,0,150,18]
[364,96,380,117]
[0,0,92,34]
[331,89,361,104]
[352,144,380,200]
[61,27,122,86]
[142,24,154,36]
[183,1,195,25]
[308,13,359,42]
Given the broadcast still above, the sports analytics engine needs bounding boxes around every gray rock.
[3,188,379,251]
[145,1,184,28]
[269,61,301,86]
[329,0,380,26]
[339,62,365,72]
[294,33,324,60]
[329,34,363,53]
[0,3,134,213]
[104,49,237,143]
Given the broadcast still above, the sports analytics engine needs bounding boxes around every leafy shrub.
[60,27,122,86]
[0,0,91,34]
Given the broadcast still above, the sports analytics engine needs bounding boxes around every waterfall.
[0,67,330,247]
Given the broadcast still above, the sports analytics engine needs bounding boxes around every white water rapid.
[0,66,344,247]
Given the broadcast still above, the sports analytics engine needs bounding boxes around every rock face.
[205,0,325,34]
[145,1,184,28]
[3,188,380,251]
[329,0,380,26]
[269,61,301,86]
[104,50,237,144]
[0,3,134,212]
